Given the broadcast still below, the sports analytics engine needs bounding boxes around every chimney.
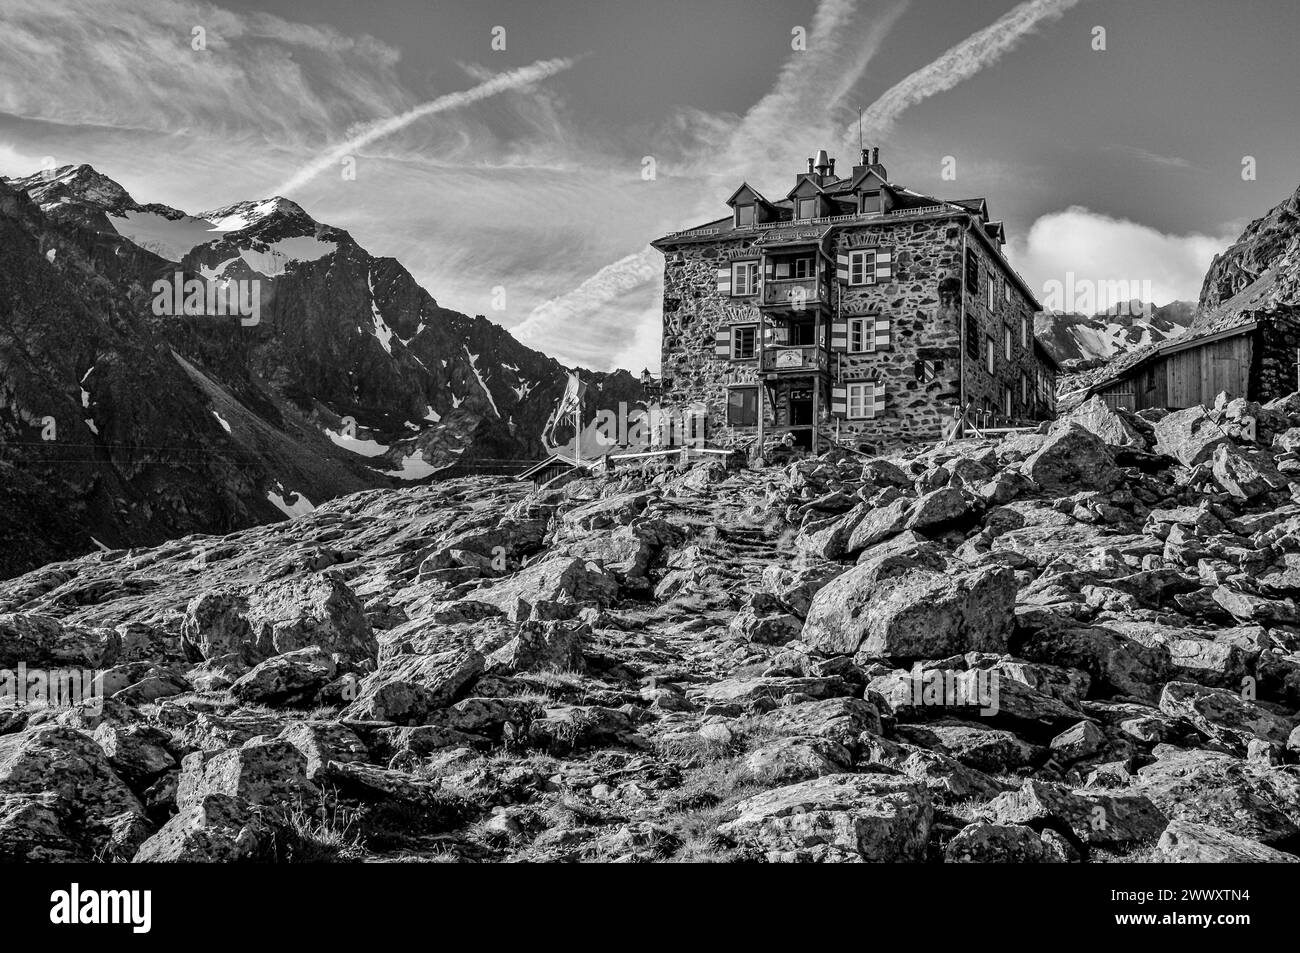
[861,147,870,166]
[872,147,880,166]
[829,158,836,177]
[807,157,814,174]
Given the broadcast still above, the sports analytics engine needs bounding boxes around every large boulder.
[176,739,316,811]
[802,545,1015,659]
[0,613,120,668]
[243,573,376,663]
[484,620,587,674]
[1211,443,1287,499]
[1157,681,1295,747]
[181,574,376,664]
[468,558,619,619]
[717,774,933,863]
[133,794,281,862]
[1065,395,1147,449]
[0,726,148,859]
[341,648,484,723]
[1155,819,1300,863]
[1134,747,1300,845]
[985,779,1167,848]
[944,822,1064,863]
[1023,423,1119,493]
[1153,405,1232,466]
[229,646,337,706]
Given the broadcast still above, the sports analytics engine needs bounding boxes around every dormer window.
[797,198,818,220]
[859,191,882,215]
[735,204,755,227]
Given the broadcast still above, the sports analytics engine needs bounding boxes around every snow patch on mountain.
[464,346,500,417]
[107,209,218,262]
[323,426,389,457]
[267,486,315,517]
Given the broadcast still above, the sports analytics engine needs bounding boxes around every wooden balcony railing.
[761,277,829,309]
[760,344,830,374]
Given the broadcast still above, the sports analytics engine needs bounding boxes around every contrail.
[853,0,1085,138]
[517,0,887,349]
[271,56,582,195]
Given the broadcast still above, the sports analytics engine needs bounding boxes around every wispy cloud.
[0,0,409,140]
[850,0,1086,140]
[513,0,909,368]
[271,56,583,196]
[1107,145,1193,170]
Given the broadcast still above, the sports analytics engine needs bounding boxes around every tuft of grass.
[281,800,365,862]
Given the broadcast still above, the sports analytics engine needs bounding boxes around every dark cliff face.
[0,166,646,578]
[1198,184,1300,318]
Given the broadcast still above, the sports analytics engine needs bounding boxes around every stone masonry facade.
[653,149,1057,454]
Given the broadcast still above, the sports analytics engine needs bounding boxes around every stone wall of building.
[832,217,965,450]
[1254,308,1300,403]
[659,237,772,445]
[960,233,1043,425]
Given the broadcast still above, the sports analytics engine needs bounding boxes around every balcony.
[761,276,830,310]
[761,344,830,376]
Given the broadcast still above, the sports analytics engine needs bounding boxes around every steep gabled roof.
[726,182,775,208]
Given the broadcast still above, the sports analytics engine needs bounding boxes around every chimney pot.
[872,147,880,165]
[807,158,814,174]
[861,147,870,165]
[829,158,836,176]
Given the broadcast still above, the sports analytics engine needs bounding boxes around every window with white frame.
[1004,325,1012,361]
[731,324,757,360]
[985,336,995,374]
[848,250,876,286]
[987,272,995,311]
[1004,280,1012,304]
[797,198,818,220]
[731,261,758,297]
[1021,314,1030,348]
[847,382,874,419]
[848,316,873,353]
[792,257,814,279]
[735,204,754,227]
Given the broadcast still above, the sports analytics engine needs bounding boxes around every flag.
[545,371,588,453]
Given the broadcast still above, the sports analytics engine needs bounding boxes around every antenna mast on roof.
[858,107,863,153]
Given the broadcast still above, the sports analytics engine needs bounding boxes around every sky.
[1,0,1297,373]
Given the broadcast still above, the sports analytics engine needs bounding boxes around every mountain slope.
[1035,300,1195,368]
[0,165,644,577]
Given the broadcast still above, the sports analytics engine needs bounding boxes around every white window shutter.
[713,327,731,357]
[871,381,886,417]
[836,252,849,283]
[830,318,848,350]
[873,318,892,351]
[830,385,848,416]
[716,267,731,295]
[875,249,892,281]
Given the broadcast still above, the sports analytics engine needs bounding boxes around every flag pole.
[573,374,583,468]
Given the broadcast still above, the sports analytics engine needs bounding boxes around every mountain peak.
[3,162,135,214]
[198,196,316,233]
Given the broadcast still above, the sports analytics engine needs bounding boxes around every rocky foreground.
[4,395,1300,863]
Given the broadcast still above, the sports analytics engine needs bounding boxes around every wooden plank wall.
[1095,334,1253,411]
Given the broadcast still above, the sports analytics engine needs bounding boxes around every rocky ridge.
[3,390,1300,862]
